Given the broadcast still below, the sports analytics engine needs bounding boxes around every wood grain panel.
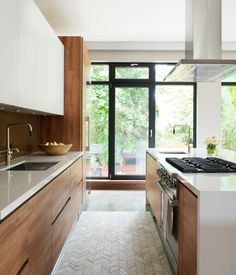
[178,182,197,275]
[52,198,73,266]
[28,184,52,275]
[146,153,161,224]
[0,201,30,275]
[0,111,41,163]
[71,157,83,185]
[51,168,71,221]
[71,157,83,220]
[41,37,85,151]
[88,180,145,190]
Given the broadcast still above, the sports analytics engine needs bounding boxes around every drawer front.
[71,157,83,219]
[0,202,30,275]
[71,157,83,186]
[28,184,52,275]
[52,167,71,221]
[74,179,83,218]
[52,197,73,266]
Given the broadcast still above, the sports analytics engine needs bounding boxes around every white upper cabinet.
[34,5,47,112]
[18,0,35,109]
[0,0,18,106]
[0,0,64,115]
[45,26,64,114]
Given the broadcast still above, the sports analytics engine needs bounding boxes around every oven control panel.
[157,164,177,189]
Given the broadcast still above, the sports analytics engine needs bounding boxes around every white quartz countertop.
[147,148,236,196]
[0,151,83,220]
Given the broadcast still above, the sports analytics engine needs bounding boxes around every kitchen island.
[147,148,236,275]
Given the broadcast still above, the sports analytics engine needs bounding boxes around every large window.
[221,84,236,150]
[88,63,196,179]
[87,85,109,177]
[155,85,194,151]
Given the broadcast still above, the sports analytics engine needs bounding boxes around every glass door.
[110,84,151,179]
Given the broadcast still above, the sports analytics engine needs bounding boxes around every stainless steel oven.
[157,166,178,264]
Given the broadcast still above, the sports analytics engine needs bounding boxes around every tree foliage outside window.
[91,65,109,81]
[155,85,194,150]
[88,84,109,176]
[115,87,148,174]
[221,86,236,150]
[115,67,149,79]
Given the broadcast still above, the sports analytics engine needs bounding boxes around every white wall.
[90,50,236,62]
[196,81,222,148]
[89,50,184,63]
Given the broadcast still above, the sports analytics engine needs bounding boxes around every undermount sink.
[7,162,59,171]
[158,151,187,154]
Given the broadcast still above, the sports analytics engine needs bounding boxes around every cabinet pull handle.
[17,259,29,275]
[85,116,90,151]
[52,197,71,225]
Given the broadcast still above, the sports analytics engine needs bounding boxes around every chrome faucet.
[172,124,191,154]
[1,123,33,166]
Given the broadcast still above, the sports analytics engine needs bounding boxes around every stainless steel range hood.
[164,0,236,82]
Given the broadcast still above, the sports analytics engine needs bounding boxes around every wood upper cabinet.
[146,153,162,224]
[28,183,52,275]
[178,182,197,275]
[0,201,30,275]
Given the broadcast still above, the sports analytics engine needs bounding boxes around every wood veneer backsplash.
[0,111,42,163]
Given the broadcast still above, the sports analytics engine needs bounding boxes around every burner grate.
[165,157,236,173]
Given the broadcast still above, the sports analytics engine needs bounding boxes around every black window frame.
[89,62,197,180]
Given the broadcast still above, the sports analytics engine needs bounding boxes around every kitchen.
[0,0,236,275]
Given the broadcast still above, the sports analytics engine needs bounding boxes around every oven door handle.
[156,180,178,207]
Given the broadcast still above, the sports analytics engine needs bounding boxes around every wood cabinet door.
[52,198,73,266]
[71,157,83,220]
[28,184,52,275]
[51,167,71,221]
[178,183,197,275]
[0,201,30,275]
[146,153,161,224]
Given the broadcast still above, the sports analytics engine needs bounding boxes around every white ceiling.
[35,0,236,43]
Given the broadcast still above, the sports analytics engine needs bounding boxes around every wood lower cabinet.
[0,201,30,275]
[146,153,162,224]
[0,157,84,275]
[71,157,83,220]
[28,183,52,275]
[178,182,197,275]
[51,167,71,221]
[52,197,73,266]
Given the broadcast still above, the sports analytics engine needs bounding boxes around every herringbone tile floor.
[55,212,172,275]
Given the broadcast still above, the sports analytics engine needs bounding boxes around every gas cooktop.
[165,157,236,173]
